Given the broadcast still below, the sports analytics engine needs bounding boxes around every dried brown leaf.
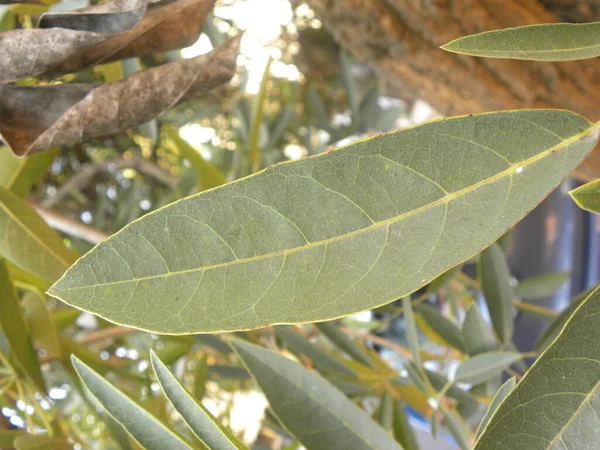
[0,35,241,156]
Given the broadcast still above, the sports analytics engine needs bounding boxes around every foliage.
[1,1,600,449]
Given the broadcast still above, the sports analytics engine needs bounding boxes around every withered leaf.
[47,0,214,77]
[0,35,240,156]
[0,0,149,83]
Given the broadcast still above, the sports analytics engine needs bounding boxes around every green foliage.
[570,178,600,214]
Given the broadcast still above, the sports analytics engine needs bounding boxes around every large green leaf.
[230,339,403,450]
[71,356,193,450]
[475,286,600,449]
[49,111,600,333]
[475,377,515,440]
[570,178,600,214]
[150,351,248,450]
[0,186,75,281]
[442,22,600,61]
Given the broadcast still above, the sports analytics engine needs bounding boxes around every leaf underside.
[49,110,600,334]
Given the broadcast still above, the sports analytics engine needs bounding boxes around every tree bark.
[306,0,600,180]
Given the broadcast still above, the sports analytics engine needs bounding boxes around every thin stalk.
[249,56,272,173]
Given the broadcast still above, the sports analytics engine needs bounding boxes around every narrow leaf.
[377,391,394,432]
[0,147,57,197]
[0,186,75,281]
[415,304,466,352]
[14,435,71,450]
[403,297,421,365]
[570,178,600,214]
[72,356,193,450]
[0,260,46,391]
[455,351,521,385]
[393,400,420,450]
[514,271,570,299]
[276,326,356,376]
[462,304,497,356]
[475,377,516,440]
[442,22,600,61]
[315,321,373,368]
[150,351,248,450]
[480,243,514,346]
[49,111,600,334]
[442,410,470,450]
[22,289,62,358]
[231,339,403,450]
[475,286,600,448]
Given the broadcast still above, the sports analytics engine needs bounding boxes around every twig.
[31,203,109,245]
[341,327,412,359]
[78,326,136,344]
[42,156,178,208]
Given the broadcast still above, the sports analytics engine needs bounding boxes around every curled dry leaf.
[44,0,214,77]
[0,0,149,83]
[0,35,241,156]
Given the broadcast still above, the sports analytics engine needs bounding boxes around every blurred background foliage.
[0,0,578,449]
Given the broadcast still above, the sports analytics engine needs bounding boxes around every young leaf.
[570,178,600,214]
[480,243,514,346]
[475,286,600,448]
[475,377,516,440]
[403,296,421,365]
[150,351,248,450]
[393,400,420,450]
[415,304,466,353]
[48,111,600,334]
[230,339,403,450]
[315,321,373,368]
[0,260,46,391]
[0,186,75,281]
[71,356,193,450]
[462,304,497,356]
[455,351,521,385]
[442,410,470,450]
[514,271,570,299]
[276,326,356,376]
[442,22,600,61]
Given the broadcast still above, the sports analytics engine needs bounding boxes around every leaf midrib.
[51,125,598,292]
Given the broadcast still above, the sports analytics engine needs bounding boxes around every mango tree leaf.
[0,147,57,197]
[475,377,515,440]
[315,321,373,368]
[276,326,356,376]
[442,22,600,61]
[230,339,403,450]
[1,35,240,156]
[455,351,521,385]
[570,178,600,214]
[48,111,600,334]
[150,351,248,450]
[480,243,514,346]
[0,0,149,83]
[462,304,497,356]
[514,271,570,299]
[0,186,75,281]
[415,304,465,352]
[13,435,71,450]
[393,400,419,450]
[0,260,46,391]
[72,356,193,450]
[22,289,62,358]
[475,286,600,448]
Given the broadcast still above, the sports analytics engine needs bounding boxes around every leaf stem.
[513,300,557,318]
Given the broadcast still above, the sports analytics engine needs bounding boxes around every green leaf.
[535,288,592,351]
[22,288,62,358]
[455,351,521,385]
[0,430,26,447]
[230,339,403,450]
[462,304,497,356]
[0,186,75,281]
[276,326,356,376]
[150,351,248,450]
[315,321,373,368]
[570,178,600,214]
[376,391,394,432]
[475,286,600,448]
[403,297,421,365]
[442,410,470,450]
[163,126,225,192]
[13,435,71,450]
[393,400,420,450]
[48,111,600,334]
[514,271,570,299]
[480,243,514,346]
[71,355,193,450]
[475,377,516,440]
[0,146,57,198]
[442,22,600,61]
[415,304,466,352]
[0,260,46,391]
[193,354,209,400]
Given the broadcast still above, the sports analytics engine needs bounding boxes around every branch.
[31,203,109,245]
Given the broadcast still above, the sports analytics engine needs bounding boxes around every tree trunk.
[306,0,600,180]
